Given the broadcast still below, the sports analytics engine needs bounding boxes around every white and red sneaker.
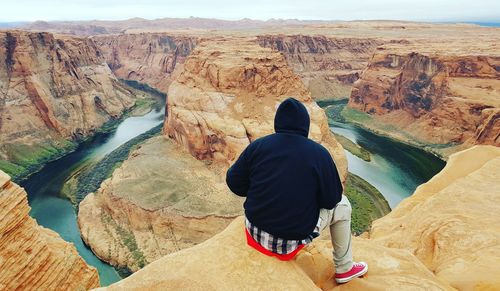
[335,262,368,283]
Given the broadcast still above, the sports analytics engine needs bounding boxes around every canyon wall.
[164,38,347,172]
[0,170,99,290]
[0,31,137,179]
[349,45,500,155]
[97,145,499,291]
[93,33,198,93]
[257,35,383,100]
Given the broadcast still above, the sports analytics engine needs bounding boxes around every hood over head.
[274,97,310,137]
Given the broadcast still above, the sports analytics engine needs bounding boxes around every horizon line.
[1,16,500,24]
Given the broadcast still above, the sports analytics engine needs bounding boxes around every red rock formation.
[257,35,383,99]
[93,33,197,92]
[349,47,500,151]
[164,38,347,175]
[0,31,137,177]
[0,170,99,290]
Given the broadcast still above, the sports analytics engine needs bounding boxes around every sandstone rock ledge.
[370,145,500,290]
[96,216,451,291]
[0,170,99,290]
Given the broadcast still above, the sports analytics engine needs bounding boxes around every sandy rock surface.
[370,145,500,290]
[95,217,452,291]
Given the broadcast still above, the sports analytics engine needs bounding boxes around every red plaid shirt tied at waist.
[244,218,320,261]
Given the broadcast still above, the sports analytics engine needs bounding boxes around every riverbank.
[0,80,164,183]
[333,134,371,162]
[345,173,391,235]
[319,98,445,208]
[62,125,163,206]
[319,99,451,160]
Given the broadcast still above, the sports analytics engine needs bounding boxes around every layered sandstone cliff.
[257,35,383,100]
[96,145,499,291]
[349,45,500,155]
[0,31,137,179]
[0,170,99,290]
[93,33,197,92]
[164,38,347,173]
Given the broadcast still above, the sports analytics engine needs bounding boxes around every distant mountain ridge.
[18,17,339,35]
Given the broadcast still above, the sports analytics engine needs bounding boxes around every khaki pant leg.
[317,195,354,273]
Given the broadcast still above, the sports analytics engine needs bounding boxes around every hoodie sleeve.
[226,146,252,197]
[316,147,343,209]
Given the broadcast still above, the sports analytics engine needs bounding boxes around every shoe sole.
[335,265,369,284]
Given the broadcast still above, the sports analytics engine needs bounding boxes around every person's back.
[226,97,368,284]
[227,98,343,240]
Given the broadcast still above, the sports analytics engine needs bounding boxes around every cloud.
[1,0,499,22]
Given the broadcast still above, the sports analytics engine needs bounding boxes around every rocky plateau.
[257,35,383,99]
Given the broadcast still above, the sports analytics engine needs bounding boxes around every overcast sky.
[1,0,499,22]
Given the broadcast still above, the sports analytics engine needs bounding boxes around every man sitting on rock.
[226,97,368,284]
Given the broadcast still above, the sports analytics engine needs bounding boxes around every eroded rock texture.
[0,31,136,177]
[257,35,383,99]
[164,38,347,173]
[93,33,197,92]
[0,170,99,290]
[370,145,500,290]
[349,46,500,152]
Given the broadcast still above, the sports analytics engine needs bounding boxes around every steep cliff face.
[164,38,347,174]
[349,47,500,152]
[257,35,383,99]
[370,145,500,290]
[0,31,136,179]
[93,33,198,92]
[78,136,242,272]
[96,146,499,291]
[0,170,99,290]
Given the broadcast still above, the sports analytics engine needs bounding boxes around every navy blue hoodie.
[226,98,343,240]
